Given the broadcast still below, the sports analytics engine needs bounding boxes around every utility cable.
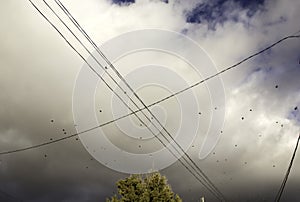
[26,1,224,200]
[274,134,300,202]
[53,0,226,199]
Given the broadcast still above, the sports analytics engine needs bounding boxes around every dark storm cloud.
[110,0,168,6]
[185,0,265,29]
[111,0,135,6]
[0,1,127,201]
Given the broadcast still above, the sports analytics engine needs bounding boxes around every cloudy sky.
[1,0,300,201]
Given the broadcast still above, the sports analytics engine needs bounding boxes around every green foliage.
[106,172,182,202]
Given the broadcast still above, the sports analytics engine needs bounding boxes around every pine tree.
[106,172,182,202]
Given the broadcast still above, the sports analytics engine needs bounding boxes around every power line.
[50,0,224,199]
[0,2,298,159]
[51,2,300,197]
[0,0,297,167]
[53,0,226,200]
[52,2,300,200]
[27,1,225,200]
[0,2,290,156]
[2,1,299,200]
[274,134,300,202]
[143,35,300,108]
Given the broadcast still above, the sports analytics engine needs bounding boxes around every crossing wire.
[26,1,224,200]
[0,0,299,200]
[46,0,224,200]
[0,0,298,166]
[53,0,226,200]
[49,1,300,199]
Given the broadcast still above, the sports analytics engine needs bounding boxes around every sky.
[0,0,300,201]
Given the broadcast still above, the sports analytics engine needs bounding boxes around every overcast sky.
[1,0,300,201]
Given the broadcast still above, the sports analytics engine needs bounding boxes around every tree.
[106,172,182,202]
